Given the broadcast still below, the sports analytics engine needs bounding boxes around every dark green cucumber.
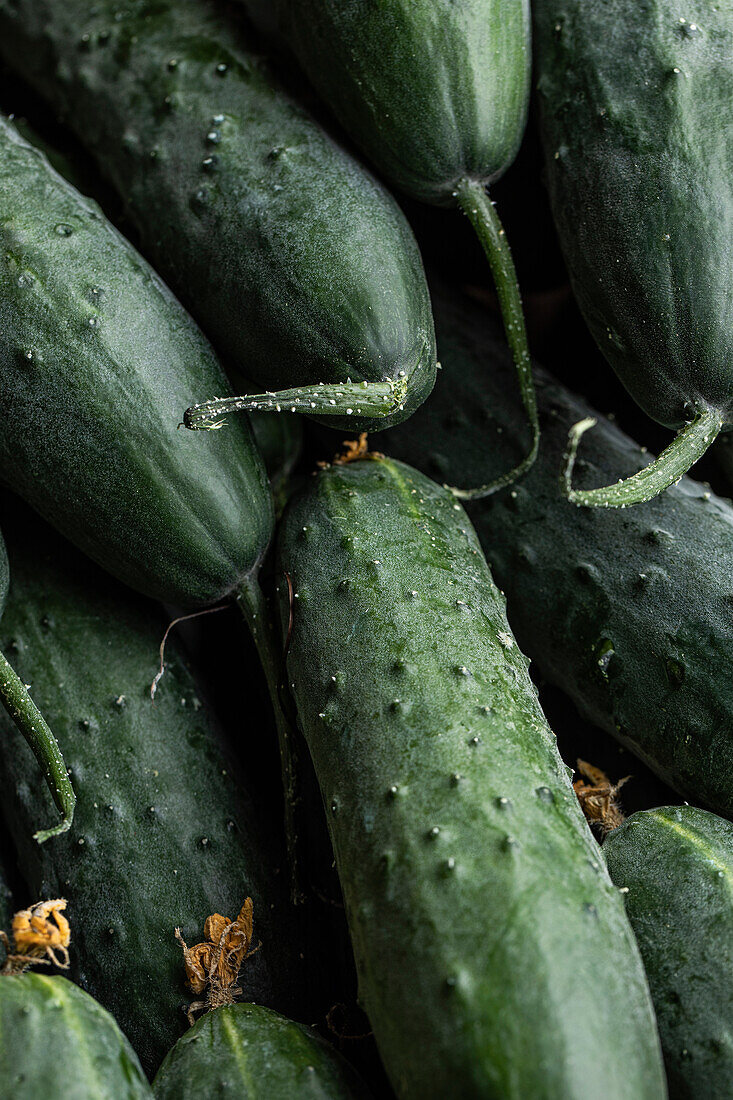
[0,973,152,1098]
[0,114,270,609]
[270,0,538,493]
[277,456,664,1099]
[377,284,733,817]
[605,806,733,1099]
[533,0,733,505]
[0,0,436,431]
[8,110,300,508]
[0,512,304,1074]
[0,525,74,842]
[249,406,303,514]
[153,1004,372,1099]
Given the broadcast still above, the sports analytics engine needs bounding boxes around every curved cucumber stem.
[237,579,304,903]
[563,409,723,507]
[0,648,75,843]
[451,177,539,499]
[184,379,408,431]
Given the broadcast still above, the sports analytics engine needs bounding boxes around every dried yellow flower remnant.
[175,898,259,1025]
[318,433,384,469]
[573,759,629,835]
[1,898,70,975]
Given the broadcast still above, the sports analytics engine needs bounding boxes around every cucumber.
[0,973,152,1099]
[533,0,733,505]
[0,114,270,610]
[604,806,733,1099]
[153,1004,372,1099]
[0,509,305,1074]
[0,525,74,842]
[8,109,301,507]
[376,283,733,818]
[276,455,665,1099]
[267,0,538,494]
[249,406,302,514]
[0,0,436,430]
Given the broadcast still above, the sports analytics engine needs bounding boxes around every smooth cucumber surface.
[0,0,436,429]
[276,0,531,204]
[0,974,152,1099]
[277,456,664,1099]
[534,0,733,433]
[375,286,733,817]
[0,510,304,1074]
[153,1004,372,1099]
[0,115,271,608]
[605,807,733,1099]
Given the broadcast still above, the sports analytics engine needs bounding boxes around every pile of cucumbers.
[0,0,730,1096]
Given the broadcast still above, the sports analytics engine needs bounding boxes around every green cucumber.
[0,525,74,843]
[377,284,733,818]
[0,0,436,430]
[277,455,665,1099]
[0,510,304,1074]
[7,110,301,507]
[533,0,733,505]
[153,1004,372,1099]
[0,114,270,610]
[604,806,733,1098]
[0,973,152,1098]
[249,405,302,514]
[268,0,538,494]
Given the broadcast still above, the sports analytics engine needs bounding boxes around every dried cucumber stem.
[0,898,70,975]
[562,411,724,507]
[176,899,259,1026]
[451,178,539,498]
[573,760,629,836]
[0,650,75,843]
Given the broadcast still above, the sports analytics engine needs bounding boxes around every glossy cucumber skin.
[377,286,733,817]
[0,974,152,1099]
[277,0,531,205]
[153,1004,372,1099]
[0,0,436,429]
[0,515,303,1074]
[277,457,664,1100]
[0,116,271,608]
[605,807,733,1099]
[533,0,733,430]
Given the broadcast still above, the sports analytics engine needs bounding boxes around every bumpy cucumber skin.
[376,286,733,817]
[605,807,733,1099]
[277,0,530,205]
[0,517,303,1074]
[277,457,665,1100]
[153,1004,372,1099]
[0,117,271,608]
[0,0,436,430]
[533,0,733,430]
[0,974,152,1099]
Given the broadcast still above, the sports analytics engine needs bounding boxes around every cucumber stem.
[0,648,75,843]
[237,578,304,903]
[451,177,539,499]
[184,378,409,430]
[562,408,723,507]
